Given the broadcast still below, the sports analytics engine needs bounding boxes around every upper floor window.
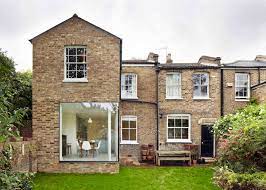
[64,46,87,82]
[235,73,250,100]
[121,116,137,144]
[167,114,191,143]
[121,74,137,99]
[166,73,181,99]
[193,73,209,99]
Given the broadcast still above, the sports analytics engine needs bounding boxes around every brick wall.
[222,69,264,115]
[32,16,120,173]
[120,65,157,161]
[158,68,221,154]
[252,83,266,103]
[0,141,37,172]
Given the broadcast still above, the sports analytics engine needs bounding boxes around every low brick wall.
[252,83,266,103]
[37,162,119,174]
[0,141,37,172]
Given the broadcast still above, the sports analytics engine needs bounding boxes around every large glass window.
[166,73,181,99]
[64,46,87,81]
[121,74,137,99]
[193,73,209,99]
[121,116,137,144]
[167,114,191,143]
[235,73,250,99]
[60,103,118,161]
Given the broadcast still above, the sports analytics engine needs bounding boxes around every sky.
[1,0,266,71]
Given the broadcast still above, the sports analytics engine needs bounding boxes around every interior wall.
[62,112,77,154]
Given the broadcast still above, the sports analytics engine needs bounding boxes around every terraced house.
[30,14,266,173]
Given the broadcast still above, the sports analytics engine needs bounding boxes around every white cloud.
[1,0,266,71]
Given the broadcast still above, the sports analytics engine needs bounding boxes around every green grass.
[33,166,220,190]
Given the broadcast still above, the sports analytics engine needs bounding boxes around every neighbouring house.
[30,14,266,173]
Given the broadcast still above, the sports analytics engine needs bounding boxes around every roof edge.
[251,81,266,89]
[29,14,121,43]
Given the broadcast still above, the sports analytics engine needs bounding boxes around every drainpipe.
[118,39,122,162]
[220,68,224,116]
[258,68,261,84]
[155,62,160,151]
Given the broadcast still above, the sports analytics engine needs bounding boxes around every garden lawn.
[34,166,220,190]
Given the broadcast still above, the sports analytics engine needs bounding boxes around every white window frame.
[193,73,209,99]
[166,114,191,143]
[120,115,138,144]
[166,73,182,99]
[235,73,250,100]
[63,46,88,83]
[121,74,138,99]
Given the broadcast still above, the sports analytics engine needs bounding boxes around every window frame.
[166,114,191,143]
[192,73,209,99]
[235,73,250,100]
[120,115,138,144]
[63,46,88,83]
[121,73,138,99]
[166,72,182,99]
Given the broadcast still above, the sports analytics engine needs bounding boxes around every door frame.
[200,124,215,158]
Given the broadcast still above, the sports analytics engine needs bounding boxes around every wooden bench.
[156,150,191,166]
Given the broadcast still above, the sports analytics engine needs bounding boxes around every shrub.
[0,171,34,190]
[217,118,266,172]
[213,166,266,190]
[213,104,266,189]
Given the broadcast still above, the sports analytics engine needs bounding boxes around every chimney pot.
[147,52,159,63]
[255,55,266,62]
[166,53,173,64]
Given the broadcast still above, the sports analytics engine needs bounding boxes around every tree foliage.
[213,104,266,189]
[0,49,34,189]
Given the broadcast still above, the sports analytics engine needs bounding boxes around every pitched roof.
[223,60,266,68]
[29,14,121,43]
[122,59,157,65]
[160,63,220,69]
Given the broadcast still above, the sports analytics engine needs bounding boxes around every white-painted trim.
[166,72,182,99]
[121,73,138,99]
[122,64,155,67]
[235,99,250,102]
[108,110,112,161]
[120,115,138,144]
[59,104,63,161]
[166,139,192,143]
[120,142,139,145]
[165,97,183,100]
[235,73,250,99]
[166,114,191,142]
[193,97,211,100]
[63,79,88,83]
[121,97,139,100]
[193,73,209,99]
[64,46,88,81]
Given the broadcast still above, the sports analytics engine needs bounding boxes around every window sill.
[121,97,138,100]
[63,79,88,83]
[193,97,210,100]
[165,97,183,100]
[166,140,192,143]
[120,142,139,145]
[235,98,250,102]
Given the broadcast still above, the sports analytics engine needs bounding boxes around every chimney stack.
[166,53,173,64]
[147,52,159,62]
[198,55,221,66]
[255,55,266,62]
